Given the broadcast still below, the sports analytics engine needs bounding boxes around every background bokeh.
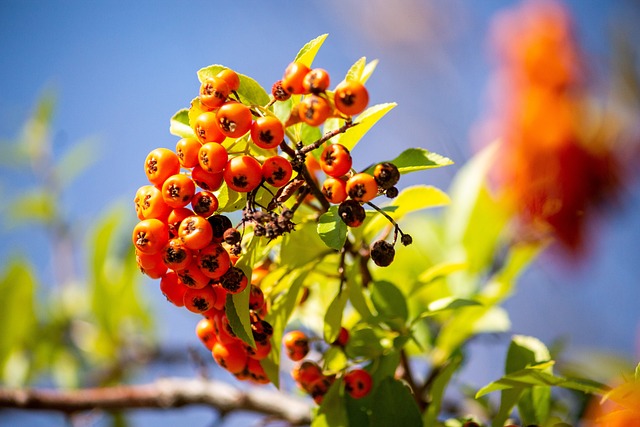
[1,1,639,425]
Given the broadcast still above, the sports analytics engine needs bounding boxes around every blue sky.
[1,1,639,425]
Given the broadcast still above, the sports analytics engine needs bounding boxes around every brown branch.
[0,377,312,425]
[299,120,356,155]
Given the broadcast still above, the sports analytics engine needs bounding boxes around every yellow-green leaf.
[335,103,396,152]
[169,108,195,139]
[294,34,328,67]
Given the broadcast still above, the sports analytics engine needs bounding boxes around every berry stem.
[365,202,408,244]
[299,120,357,155]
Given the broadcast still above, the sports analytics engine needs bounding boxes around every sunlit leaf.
[312,378,348,427]
[169,108,195,138]
[264,267,311,387]
[345,57,366,82]
[476,362,608,398]
[334,103,396,152]
[294,34,328,67]
[361,59,379,84]
[317,206,347,250]
[215,184,246,213]
[323,346,348,374]
[6,189,57,225]
[364,185,450,238]
[372,147,453,174]
[54,137,100,188]
[0,259,37,385]
[281,220,330,269]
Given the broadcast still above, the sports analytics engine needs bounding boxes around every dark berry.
[373,162,400,190]
[370,240,395,267]
[400,234,413,246]
[385,186,399,198]
[223,227,241,245]
[338,200,366,228]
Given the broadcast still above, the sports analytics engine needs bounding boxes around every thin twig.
[299,121,356,155]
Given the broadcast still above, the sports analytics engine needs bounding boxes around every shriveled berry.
[208,214,233,243]
[219,266,248,294]
[223,227,241,245]
[338,200,366,227]
[401,234,413,246]
[373,162,400,190]
[249,284,265,311]
[271,80,291,101]
[370,240,395,267]
[385,186,399,198]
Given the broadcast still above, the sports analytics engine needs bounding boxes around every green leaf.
[323,346,349,374]
[635,362,640,380]
[423,352,463,427]
[225,288,255,348]
[88,205,153,361]
[264,267,311,387]
[312,378,348,427]
[361,59,379,84]
[324,289,349,343]
[280,220,329,269]
[197,65,270,106]
[383,147,453,174]
[6,189,57,225]
[506,335,552,374]
[317,206,348,250]
[346,262,374,320]
[416,261,467,286]
[294,34,328,67]
[412,297,482,324]
[370,281,408,328]
[215,184,246,213]
[345,325,385,359]
[476,362,608,398]
[346,57,366,82]
[334,103,396,152]
[370,378,422,427]
[55,137,99,188]
[169,108,195,138]
[364,185,450,238]
[300,122,323,146]
[0,259,37,385]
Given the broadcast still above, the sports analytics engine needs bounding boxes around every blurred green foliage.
[0,93,154,390]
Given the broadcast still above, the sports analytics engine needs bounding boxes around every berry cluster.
[283,328,373,403]
[132,58,407,389]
